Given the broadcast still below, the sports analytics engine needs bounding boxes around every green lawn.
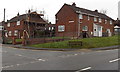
[47,37,70,39]
[16,39,22,42]
[30,35,119,49]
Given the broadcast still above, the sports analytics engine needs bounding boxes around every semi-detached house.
[56,3,114,38]
[4,10,49,39]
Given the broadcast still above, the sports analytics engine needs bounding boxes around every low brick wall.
[24,38,44,45]
[24,38,69,45]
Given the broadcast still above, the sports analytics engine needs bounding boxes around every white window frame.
[7,23,10,27]
[105,19,107,24]
[88,15,90,21]
[94,17,97,22]
[99,18,102,23]
[14,30,18,36]
[8,31,12,36]
[5,32,8,37]
[58,25,65,32]
[110,20,112,25]
[52,27,54,30]
[49,27,51,30]
[79,14,83,19]
[45,28,46,30]
[17,21,20,25]
[82,26,88,31]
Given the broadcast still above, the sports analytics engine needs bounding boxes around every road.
[1,45,119,71]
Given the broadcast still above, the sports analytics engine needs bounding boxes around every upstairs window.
[52,27,54,30]
[94,17,97,22]
[7,23,10,27]
[17,21,20,25]
[99,18,102,23]
[105,19,107,24]
[58,25,65,32]
[45,28,46,30]
[88,16,90,21]
[79,14,83,19]
[14,30,18,36]
[110,20,112,25]
[49,27,51,30]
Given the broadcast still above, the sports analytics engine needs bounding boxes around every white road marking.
[2,59,47,69]
[76,67,92,72]
[109,58,120,63]
[15,54,39,60]
[74,54,78,56]
[81,67,92,71]
[2,65,14,69]
[38,59,46,61]
[16,64,20,66]
[16,54,22,56]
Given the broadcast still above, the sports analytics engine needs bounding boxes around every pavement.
[2,44,120,51]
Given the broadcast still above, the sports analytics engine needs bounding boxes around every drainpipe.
[78,14,80,37]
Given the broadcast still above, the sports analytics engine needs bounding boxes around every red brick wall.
[80,15,114,36]
[56,5,114,37]
[5,20,24,38]
[24,38,68,45]
[56,4,79,37]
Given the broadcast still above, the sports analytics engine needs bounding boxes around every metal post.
[4,8,5,22]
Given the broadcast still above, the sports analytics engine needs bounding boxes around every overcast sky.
[0,0,119,23]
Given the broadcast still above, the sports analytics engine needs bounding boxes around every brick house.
[45,23,56,37]
[4,10,50,39]
[56,3,114,38]
[0,22,3,40]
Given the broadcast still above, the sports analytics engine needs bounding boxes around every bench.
[68,41,82,47]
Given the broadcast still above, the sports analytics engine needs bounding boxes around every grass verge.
[30,35,119,49]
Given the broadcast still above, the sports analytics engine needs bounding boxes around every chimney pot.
[17,12,19,16]
[28,10,31,13]
[72,2,76,6]
[95,9,98,12]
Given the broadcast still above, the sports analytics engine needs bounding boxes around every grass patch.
[30,35,119,49]
[16,39,22,42]
[47,37,70,39]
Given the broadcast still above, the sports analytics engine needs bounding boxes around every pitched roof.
[114,19,120,26]
[8,14,26,22]
[64,3,114,20]
[8,12,47,24]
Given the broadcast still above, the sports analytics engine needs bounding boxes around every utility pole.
[4,8,5,21]
[118,1,120,20]
[2,8,6,44]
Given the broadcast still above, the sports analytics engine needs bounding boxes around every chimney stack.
[95,9,98,12]
[28,10,31,13]
[72,2,76,7]
[17,12,19,16]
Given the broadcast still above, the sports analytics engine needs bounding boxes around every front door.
[93,24,102,37]
[106,29,111,36]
